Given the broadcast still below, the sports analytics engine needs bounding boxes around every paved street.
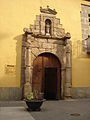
[0,99,90,120]
[0,107,34,120]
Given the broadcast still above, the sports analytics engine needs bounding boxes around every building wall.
[0,0,90,100]
[81,4,90,40]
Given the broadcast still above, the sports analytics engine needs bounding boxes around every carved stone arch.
[32,51,63,69]
[23,6,72,99]
[26,50,66,99]
[53,52,64,67]
[35,51,64,68]
[33,52,61,65]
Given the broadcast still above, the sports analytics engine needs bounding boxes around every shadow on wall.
[0,32,12,41]
[14,34,25,99]
[0,34,24,101]
[72,40,90,58]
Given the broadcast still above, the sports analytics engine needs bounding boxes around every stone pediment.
[23,6,71,40]
[40,6,57,15]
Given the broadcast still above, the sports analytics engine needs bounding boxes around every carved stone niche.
[22,6,72,99]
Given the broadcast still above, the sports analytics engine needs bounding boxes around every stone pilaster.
[24,47,32,97]
[61,68,66,99]
[64,39,72,99]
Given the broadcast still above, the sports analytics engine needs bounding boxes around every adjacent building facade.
[0,0,90,100]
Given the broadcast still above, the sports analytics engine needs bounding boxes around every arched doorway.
[32,53,61,100]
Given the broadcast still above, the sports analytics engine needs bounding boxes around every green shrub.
[26,92,34,100]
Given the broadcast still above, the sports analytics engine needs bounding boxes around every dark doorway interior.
[44,67,57,100]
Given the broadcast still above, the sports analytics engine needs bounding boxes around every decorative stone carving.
[24,47,32,97]
[45,19,51,35]
[40,6,57,15]
[66,39,72,53]
[65,32,71,39]
[23,28,32,34]
[22,6,72,99]
[64,39,72,98]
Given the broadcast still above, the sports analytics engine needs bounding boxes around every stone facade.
[81,4,90,53]
[81,4,90,40]
[22,6,72,99]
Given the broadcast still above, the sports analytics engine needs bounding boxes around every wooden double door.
[32,53,61,100]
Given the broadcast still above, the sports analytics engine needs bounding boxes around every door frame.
[32,53,61,99]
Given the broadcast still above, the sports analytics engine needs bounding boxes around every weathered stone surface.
[72,87,90,98]
[51,49,57,54]
[42,43,53,49]
[45,48,52,52]
[81,4,90,42]
[24,82,32,97]
[38,38,47,43]
[39,48,45,53]
[34,20,40,26]
[31,39,39,48]
[54,18,60,27]
[34,28,40,33]
[22,6,72,100]
[25,67,31,81]
[32,47,39,56]
[25,48,31,66]
[40,6,57,15]
[27,34,32,39]
[52,44,57,49]
[31,53,36,63]
[64,87,72,98]
[48,39,57,43]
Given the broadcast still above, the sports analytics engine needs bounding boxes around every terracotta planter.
[25,99,45,111]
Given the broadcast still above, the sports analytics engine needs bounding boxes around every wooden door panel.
[32,56,42,92]
[32,53,61,99]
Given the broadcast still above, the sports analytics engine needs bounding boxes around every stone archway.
[22,6,72,99]
[32,53,61,100]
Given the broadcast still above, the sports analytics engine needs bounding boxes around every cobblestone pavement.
[0,99,90,120]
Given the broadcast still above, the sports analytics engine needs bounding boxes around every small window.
[45,19,51,36]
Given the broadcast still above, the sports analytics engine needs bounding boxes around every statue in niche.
[45,19,51,36]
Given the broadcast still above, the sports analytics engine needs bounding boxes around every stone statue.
[45,22,51,35]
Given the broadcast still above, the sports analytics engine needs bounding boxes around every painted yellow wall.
[0,0,90,87]
[72,1,90,87]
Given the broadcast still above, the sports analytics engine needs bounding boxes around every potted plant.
[25,90,45,111]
